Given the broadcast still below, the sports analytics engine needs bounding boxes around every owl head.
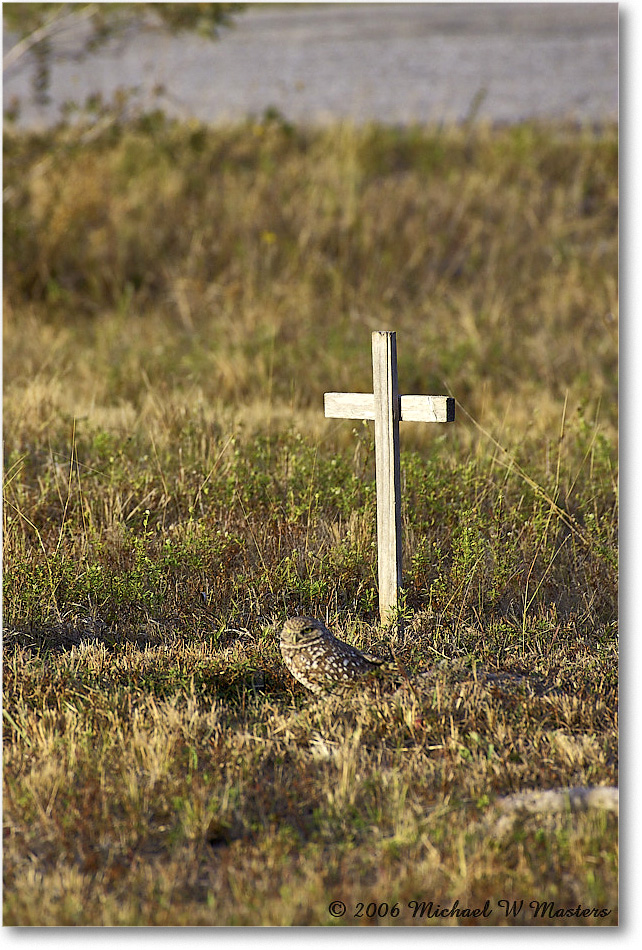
[279,616,325,647]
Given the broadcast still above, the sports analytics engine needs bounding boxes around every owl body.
[280,617,385,695]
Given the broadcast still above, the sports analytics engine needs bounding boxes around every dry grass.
[3,112,617,925]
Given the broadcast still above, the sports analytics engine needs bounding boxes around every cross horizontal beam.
[324,392,455,423]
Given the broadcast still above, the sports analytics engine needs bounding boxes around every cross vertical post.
[371,331,403,625]
[324,330,455,627]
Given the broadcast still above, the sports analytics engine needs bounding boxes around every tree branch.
[3,3,99,73]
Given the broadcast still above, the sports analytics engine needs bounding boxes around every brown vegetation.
[3,113,617,925]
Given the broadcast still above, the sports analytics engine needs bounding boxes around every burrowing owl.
[280,617,385,695]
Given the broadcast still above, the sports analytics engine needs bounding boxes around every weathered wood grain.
[325,392,455,423]
[324,392,376,420]
[372,331,403,626]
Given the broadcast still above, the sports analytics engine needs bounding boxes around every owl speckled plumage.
[280,617,385,695]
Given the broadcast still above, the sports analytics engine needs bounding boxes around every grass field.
[3,110,618,925]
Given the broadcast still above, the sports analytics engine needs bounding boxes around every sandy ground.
[4,3,618,127]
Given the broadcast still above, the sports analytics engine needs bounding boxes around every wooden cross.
[324,330,455,626]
